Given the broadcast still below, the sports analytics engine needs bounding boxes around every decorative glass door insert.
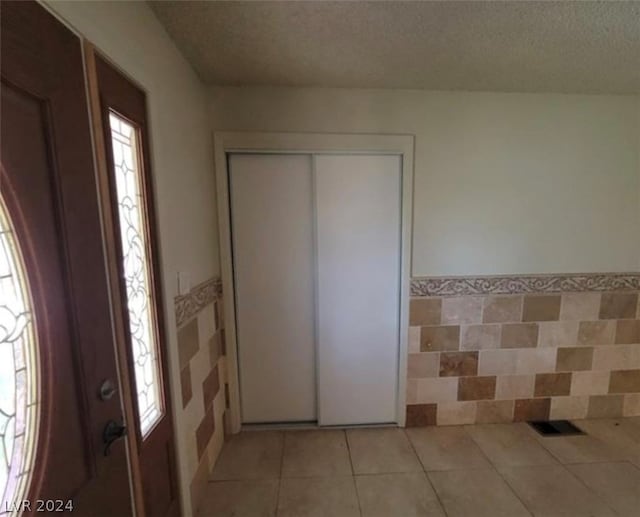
[0,194,39,512]
[108,112,164,437]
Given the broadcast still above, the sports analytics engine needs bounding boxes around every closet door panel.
[230,154,316,423]
[315,154,401,425]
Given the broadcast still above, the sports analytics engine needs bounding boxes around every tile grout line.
[343,429,363,517]
[529,432,623,516]
[529,434,576,465]
[627,458,640,472]
[402,428,450,517]
[513,458,618,517]
[522,420,623,493]
[205,423,640,516]
[274,431,286,517]
[460,425,535,517]
[470,420,639,515]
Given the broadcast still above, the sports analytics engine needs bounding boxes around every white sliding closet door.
[315,154,401,425]
[230,154,316,423]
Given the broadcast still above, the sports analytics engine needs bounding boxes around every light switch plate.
[178,271,191,296]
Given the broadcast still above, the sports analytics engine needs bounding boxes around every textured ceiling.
[149,1,640,94]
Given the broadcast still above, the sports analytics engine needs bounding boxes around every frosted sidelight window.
[109,112,163,437]
[0,195,39,511]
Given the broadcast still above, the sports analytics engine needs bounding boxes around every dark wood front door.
[87,51,180,517]
[1,2,132,515]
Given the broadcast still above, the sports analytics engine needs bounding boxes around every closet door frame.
[214,132,415,433]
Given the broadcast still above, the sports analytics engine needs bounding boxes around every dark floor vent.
[528,420,585,436]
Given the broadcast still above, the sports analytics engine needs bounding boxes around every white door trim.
[214,132,415,433]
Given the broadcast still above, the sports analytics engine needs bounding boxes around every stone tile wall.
[406,280,640,427]
[174,278,229,512]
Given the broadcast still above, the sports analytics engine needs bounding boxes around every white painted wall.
[210,87,640,276]
[43,2,219,515]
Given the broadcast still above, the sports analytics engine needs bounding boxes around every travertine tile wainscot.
[406,274,640,426]
[174,278,230,511]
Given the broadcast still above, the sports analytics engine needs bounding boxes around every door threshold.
[241,421,399,431]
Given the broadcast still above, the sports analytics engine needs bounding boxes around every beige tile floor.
[199,417,640,516]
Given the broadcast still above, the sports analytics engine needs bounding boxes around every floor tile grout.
[201,420,640,516]
[344,429,356,477]
[460,424,535,517]
[518,420,630,511]
[536,455,622,515]
[274,431,286,517]
[343,429,364,517]
[403,428,450,517]
[463,423,632,517]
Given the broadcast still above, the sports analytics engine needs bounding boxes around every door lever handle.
[103,420,127,456]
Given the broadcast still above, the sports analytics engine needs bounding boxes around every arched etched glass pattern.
[0,193,40,512]
[108,112,164,437]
